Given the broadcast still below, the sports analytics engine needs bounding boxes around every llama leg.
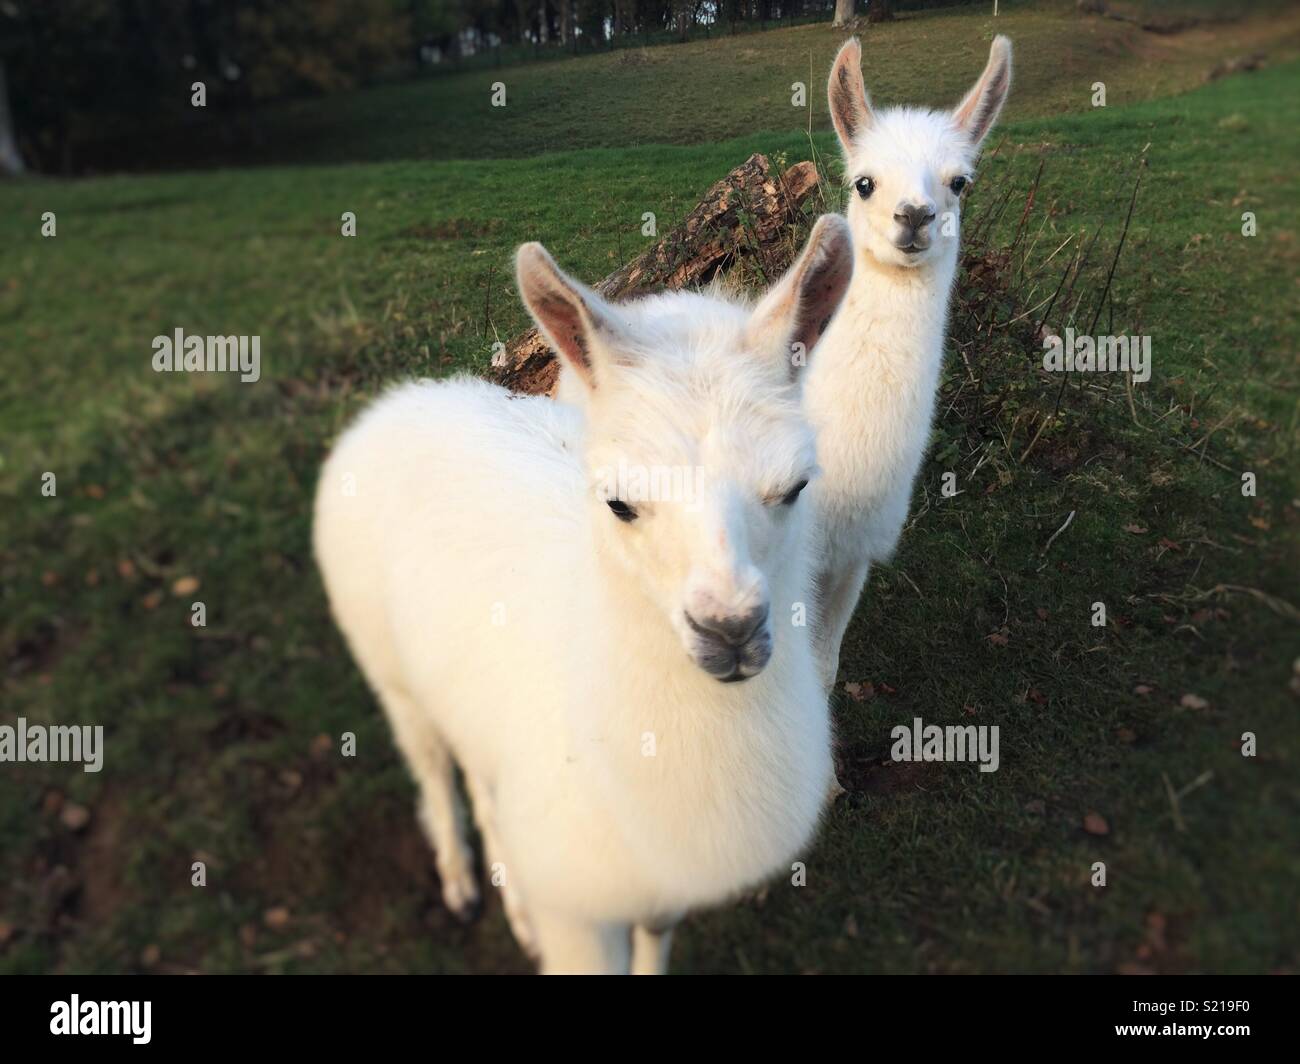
[815,561,870,695]
[630,915,681,975]
[464,774,538,959]
[532,911,632,975]
[381,689,480,921]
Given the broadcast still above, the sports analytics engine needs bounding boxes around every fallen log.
[490,152,822,396]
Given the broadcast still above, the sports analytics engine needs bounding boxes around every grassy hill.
[0,3,1296,974]
[81,0,1300,171]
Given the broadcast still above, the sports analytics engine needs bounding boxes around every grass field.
[1,2,1297,973]
[83,0,1300,171]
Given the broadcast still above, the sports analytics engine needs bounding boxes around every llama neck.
[847,244,957,363]
[863,241,956,338]
[810,243,957,417]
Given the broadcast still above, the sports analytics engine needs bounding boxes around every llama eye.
[854,177,875,200]
[607,499,637,523]
[949,176,969,195]
[780,480,809,506]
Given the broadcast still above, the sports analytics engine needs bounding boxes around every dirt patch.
[12,786,134,957]
[76,789,131,925]
[1125,3,1300,68]
[4,618,86,683]
[1029,424,1102,478]
[836,740,943,797]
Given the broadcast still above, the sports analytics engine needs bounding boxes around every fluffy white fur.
[807,35,1013,689]
[313,216,854,974]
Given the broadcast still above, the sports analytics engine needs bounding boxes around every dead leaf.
[1123,524,1148,534]
[1083,811,1110,836]
[987,632,1009,647]
[1035,608,1049,620]
[1179,693,1210,710]
[140,944,161,968]
[0,921,13,946]
[1157,537,1183,552]
[117,559,136,579]
[141,590,164,610]
[60,804,91,832]
[1134,684,1154,695]
[843,681,875,702]
[1117,727,1137,743]
[263,906,292,930]
[171,576,200,597]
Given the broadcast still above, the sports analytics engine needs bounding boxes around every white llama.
[807,35,1013,690]
[313,216,855,974]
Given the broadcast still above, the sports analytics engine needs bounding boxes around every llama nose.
[894,203,936,230]
[686,604,769,647]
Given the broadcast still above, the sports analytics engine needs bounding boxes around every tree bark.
[832,0,854,28]
[0,60,25,176]
[491,154,822,396]
[867,0,895,23]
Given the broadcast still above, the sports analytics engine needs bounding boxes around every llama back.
[313,377,586,774]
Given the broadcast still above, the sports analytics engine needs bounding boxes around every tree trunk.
[559,0,571,45]
[832,0,854,27]
[490,154,822,396]
[538,0,549,43]
[0,60,25,176]
[867,0,895,23]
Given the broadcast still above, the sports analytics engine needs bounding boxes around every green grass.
[0,11,1297,974]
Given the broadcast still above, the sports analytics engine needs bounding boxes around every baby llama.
[807,35,1013,690]
[314,216,854,973]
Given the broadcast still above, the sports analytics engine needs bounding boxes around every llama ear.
[515,243,624,391]
[827,38,874,153]
[952,36,1013,149]
[746,214,854,380]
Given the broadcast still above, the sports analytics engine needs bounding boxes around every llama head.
[516,216,853,682]
[828,35,1012,271]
